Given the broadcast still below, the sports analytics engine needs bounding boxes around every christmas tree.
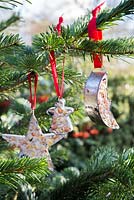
[0,0,134,199]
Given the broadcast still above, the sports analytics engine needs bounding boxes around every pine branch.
[33,33,134,59]
[0,0,133,123]
[0,55,85,93]
[68,37,134,56]
[33,0,134,58]
[79,0,134,36]
[61,13,91,40]
[0,0,31,10]
[33,32,65,53]
[0,14,20,32]
[0,33,23,55]
[87,181,134,200]
[0,70,27,93]
[0,157,49,189]
[48,147,134,200]
[97,0,134,29]
[0,47,45,93]
[15,46,44,70]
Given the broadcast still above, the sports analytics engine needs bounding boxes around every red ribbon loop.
[49,16,64,99]
[49,51,64,99]
[27,72,38,110]
[88,2,104,68]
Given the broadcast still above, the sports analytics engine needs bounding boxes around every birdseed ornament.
[84,2,119,129]
[47,98,74,135]
[2,72,66,170]
[84,72,119,129]
[2,112,65,170]
[48,16,74,135]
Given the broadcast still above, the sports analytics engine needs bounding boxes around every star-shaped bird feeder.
[2,112,65,170]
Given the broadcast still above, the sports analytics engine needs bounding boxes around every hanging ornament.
[47,98,74,135]
[2,113,64,170]
[48,16,74,135]
[84,72,119,129]
[84,2,119,129]
[2,72,65,170]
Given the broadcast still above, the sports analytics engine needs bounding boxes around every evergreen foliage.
[0,14,20,32]
[0,0,30,10]
[0,157,49,189]
[46,147,134,200]
[0,0,134,199]
[0,0,134,93]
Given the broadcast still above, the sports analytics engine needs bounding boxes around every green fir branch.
[79,0,134,36]
[0,33,23,55]
[33,0,134,58]
[0,56,85,93]
[33,34,134,59]
[97,0,134,29]
[61,13,91,40]
[15,46,45,71]
[0,48,44,93]
[33,32,65,53]
[0,70,27,93]
[0,14,20,32]
[0,157,49,189]
[0,0,31,10]
[68,37,134,56]
[48,147,134,200]
[59,0,134,42]
[0,0,133,118]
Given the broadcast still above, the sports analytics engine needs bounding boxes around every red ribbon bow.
[88,2,104,68]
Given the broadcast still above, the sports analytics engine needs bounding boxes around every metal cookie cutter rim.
[84,71,119,129]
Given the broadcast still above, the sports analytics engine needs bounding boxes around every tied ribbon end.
[55,16,64,36]
[88,2,104,69]
[92,1,105,16]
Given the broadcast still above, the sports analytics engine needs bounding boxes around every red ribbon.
[55,16,63,35]
[49,16,64,99]
[88,2,104,68]
[27,72,38,110]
